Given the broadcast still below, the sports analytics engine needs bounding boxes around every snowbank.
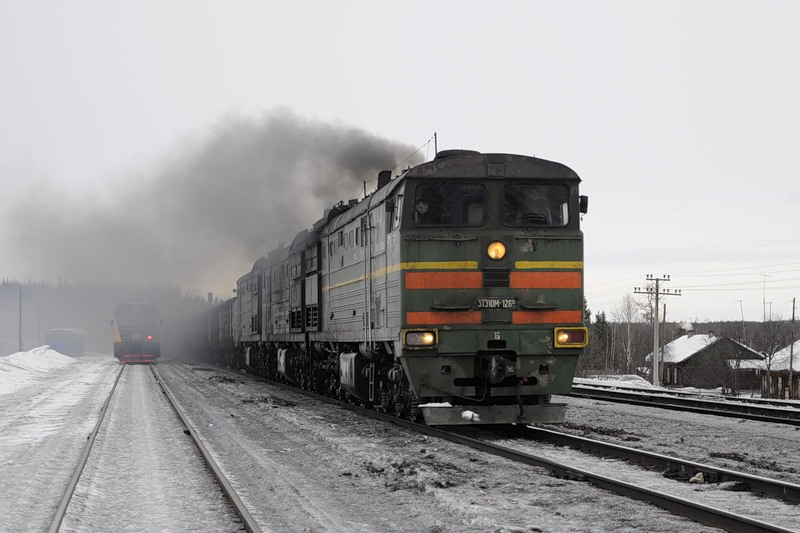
[0,345,77,395]
[573,374,663,390]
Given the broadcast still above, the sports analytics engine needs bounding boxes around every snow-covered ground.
[2,347,798,532]
[61,364,241,532]
[0,348,120,531]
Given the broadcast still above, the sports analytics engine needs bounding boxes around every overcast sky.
[2,1,799,324]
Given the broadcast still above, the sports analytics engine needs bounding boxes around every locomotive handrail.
[430,304,471,311]
[404,234,477,241]
[515,234,583,241]
[519,303,560,310]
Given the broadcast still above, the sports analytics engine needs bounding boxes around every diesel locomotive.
[192,150,588,425]
[112,301,162,363]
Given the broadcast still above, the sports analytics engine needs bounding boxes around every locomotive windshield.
[414,183,486,226]
[502,184,570,227]
[115,303,159,328]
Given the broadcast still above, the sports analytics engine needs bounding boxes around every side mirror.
[385,198,395,212]
[579,195,589,214]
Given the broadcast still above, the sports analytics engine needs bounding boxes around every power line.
[590,261,800,289]
[672,261,800,276]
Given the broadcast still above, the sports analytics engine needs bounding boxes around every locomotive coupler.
[476,354,516,384]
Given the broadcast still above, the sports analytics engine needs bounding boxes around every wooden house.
[648,333,763,392]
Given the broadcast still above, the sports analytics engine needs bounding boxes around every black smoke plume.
[3,110,421,297]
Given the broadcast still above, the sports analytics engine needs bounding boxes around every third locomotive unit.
[191,150,589,425]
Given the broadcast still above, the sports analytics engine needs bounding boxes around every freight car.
[112,301,162,363]
[197,150,589,425]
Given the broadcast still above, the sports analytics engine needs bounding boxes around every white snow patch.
[0,346,77,395]
[460,410,481,422]
[574,374,663,390]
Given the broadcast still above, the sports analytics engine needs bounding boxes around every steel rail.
[48,364,126,533]
[150,365,262,533]
[501,425,800,504]
[574,381,800,410]
[570,385,800,425]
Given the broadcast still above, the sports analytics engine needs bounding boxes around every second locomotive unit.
[112,301,162,363]
[200,149,588,425]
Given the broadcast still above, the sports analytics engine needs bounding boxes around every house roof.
[647,334,763,365]
[661,334,718,364]
[743,339,800,371]
[772,340,800,371]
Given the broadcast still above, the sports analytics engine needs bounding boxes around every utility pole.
[18,285,23,352]
[635,275,681,387]
[735,300,746,342]
[791,298,796,400]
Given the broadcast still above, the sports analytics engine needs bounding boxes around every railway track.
[257,374,799,533]
[499,425,800,503]
[570,383,800,425]
[48,364,260,532]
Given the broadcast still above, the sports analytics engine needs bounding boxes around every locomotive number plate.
[475,297,517,310]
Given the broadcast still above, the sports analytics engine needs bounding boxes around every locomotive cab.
[394,152,588,424]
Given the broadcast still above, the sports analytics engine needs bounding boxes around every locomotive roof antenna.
[434,131,438,157]
[395,134,436,170]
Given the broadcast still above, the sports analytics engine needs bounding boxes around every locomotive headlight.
[487,241,506,260]
[554,327,589,348]
[404,329,437,348]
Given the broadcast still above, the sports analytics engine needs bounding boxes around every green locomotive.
[222,150,588,425]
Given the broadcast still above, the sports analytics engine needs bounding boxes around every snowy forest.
[0,280,210,357]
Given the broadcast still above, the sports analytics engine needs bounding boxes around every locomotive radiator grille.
[482,269,509,288]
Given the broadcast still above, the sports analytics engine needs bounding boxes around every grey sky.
[1,1,798,323]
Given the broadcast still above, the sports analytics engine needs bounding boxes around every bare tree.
[758,314,792,398]
[612,294,640,373]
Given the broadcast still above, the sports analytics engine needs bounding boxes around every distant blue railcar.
[45,328,84,357]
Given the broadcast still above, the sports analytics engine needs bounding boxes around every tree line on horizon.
[0,280,210,357]
[583,294,795,377]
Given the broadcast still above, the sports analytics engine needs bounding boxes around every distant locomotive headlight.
[404,330,438,348]
[487,241,506,260]
[554,327,589,348]
[147,335,153,340]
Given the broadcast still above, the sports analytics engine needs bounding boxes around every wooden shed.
[649,333,763,392]
[744,340,800,399]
